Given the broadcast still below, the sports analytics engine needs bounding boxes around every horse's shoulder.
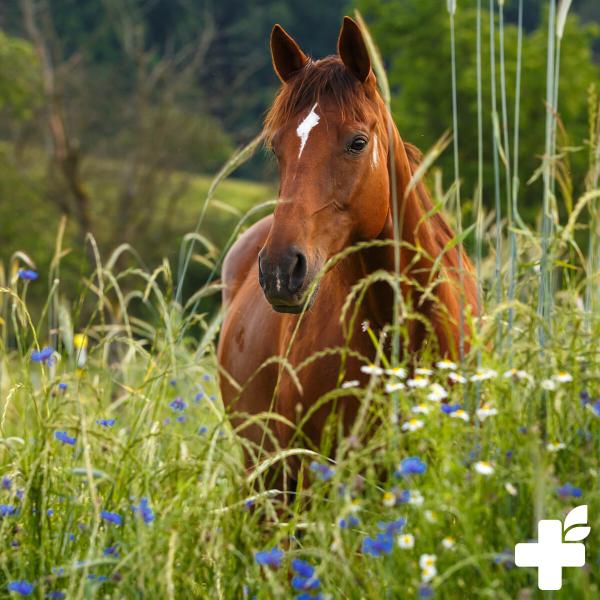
[221,215,272,305]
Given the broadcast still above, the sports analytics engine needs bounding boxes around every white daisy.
[407,376,429,389]
[360,364,384,377]
[409,490,424,506]
[476,404,498,421]
[503,368,533,383]
[436,359,457,370]
[421,564,437,582]
[416,367,433,376]
[419,553,437,569]
[397,533,415,549]
[474,461,495,475]
[541,379,557,391]
[450,409,470,422]
[505,482,518,496]
[546,441,566,453]
[424,510,437,523]
[341,380,360,389]
[448,372,467,384]
[401,419,424,432]
[553,371,573,383]
[412,403,431,415]
[470,368,498,382]
[427,383,448,402]
[385,366,407,378]
[385,381,406,393]
[382,491,396,507]
[441,536,455,550]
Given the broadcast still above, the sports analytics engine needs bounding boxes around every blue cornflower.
[296,595,323,600]
[493,549,515,568]
[587,399,600,418]
[176,415,186,423]
[103,545,119,558]
[291,559,320,591]
[54,431,76,446]
[7,581,34,596]
[47,509,54,517]
[202,374,211,382]
[209,394,216,401]
[31,346,54,363]
[309,461,335,481]
[100,510,123,526]
[96,419,116,428]
[396,456,427,477]
[18,269,38,281]
[2,476,11,490]
[46,592,66,599]
[131,497,155,524]
[377,518,406,535]
[418,585,434,598]
[254,546,284,568]
[169,379,177,387]
[339,514,360,528]
[441,403,461,414]
[198,426,208,435]
[291,559,314,578]
[194,392,204,403]
[397,489,411,503]
[51,567,65,576]
[58,382,68,391]
[556,483,583,499]
[362,533,393,557]
[169,397,187,412]
[0,505,17,517]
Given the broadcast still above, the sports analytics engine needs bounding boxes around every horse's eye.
[348,136,368,154]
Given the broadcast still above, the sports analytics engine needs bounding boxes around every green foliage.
[355,0,600,221]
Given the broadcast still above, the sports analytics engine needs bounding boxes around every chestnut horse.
[218,17,477,483]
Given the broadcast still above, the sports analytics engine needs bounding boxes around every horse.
[217,17,477,487]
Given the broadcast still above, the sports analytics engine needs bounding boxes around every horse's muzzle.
[258,246,315,312]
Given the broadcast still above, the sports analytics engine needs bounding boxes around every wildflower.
[412,403,431,415]
[385,367,407,378]
[470,368,497,382]
[396,456,427,478]
[409,490,425,506]
[541,379,557,391]
[418,585,434,598]
[401,418,424,432]
[17,269,38,281]
[585,400,600,418]
[31,346,54,363]
[360,364,384,377]
[254,546,284,568]
[378,518,406,535]
[0,505,17,517]
[493,549,515,567]
[58,382,68,391]
[382,491,396,507]
[100,510,123,526]
[505,482,518,496]
[291,559,320,591]
[104,545,120,558]
[407,376,429,389]
[448,372,467,384]
[440,403,460,414]
[362,533,393,557]
[556,483,582,499]
[7,581,34,596]
[339,514,360,528]
[441,536,455,550]
[476,404,498,421]
[46,593,66,599]
[553,371,573,383]
[169,397,187,412]
[96,419,115,428]
[427,383,448,402]
[420,554,437,582]
[310,461,335,481]
[397,533,414,549]
[450,409,469,423]
[416,367,433,376]
[194,391,204,402]
[424,510,437,522]
[436,359,456,370]
[54,431,76,446]
[2,476,11,490]
[202,374,211,382]
[474,461,495,475]
[385,381,405,393]
[73,334,88,368]
[198,426,208,435]
[131,497,155,524]
[341,380,359,389]
[503,368,532,383]
[546,442,566,453]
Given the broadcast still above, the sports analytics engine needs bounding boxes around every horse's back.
[221,215,272,306]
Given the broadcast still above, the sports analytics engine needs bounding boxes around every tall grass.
[1,2,600,598]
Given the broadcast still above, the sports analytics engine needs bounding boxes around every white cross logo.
[515,505,590,590]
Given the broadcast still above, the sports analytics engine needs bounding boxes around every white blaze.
[371,133,379,168]
[296,102,320,158]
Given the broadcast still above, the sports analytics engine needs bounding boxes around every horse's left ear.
[337,16,371,83]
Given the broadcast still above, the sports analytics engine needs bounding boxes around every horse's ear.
[270,24,308,83]
[337,16,371,83]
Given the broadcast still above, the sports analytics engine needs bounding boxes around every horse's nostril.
[258,254,265,289]
[288,252,307,293]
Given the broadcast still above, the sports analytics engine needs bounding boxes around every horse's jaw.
[268,282,320,315]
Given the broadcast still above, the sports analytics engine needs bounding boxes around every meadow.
[1,3,600,600]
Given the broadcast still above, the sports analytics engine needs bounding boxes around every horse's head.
[259,17,391,313]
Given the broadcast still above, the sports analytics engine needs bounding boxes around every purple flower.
[54,431,76,446]
[194,392,204,403]
[309,461,335,481]
[96,419,115,428]
[396,456,427,477]
[0,505,17,517]
[18,269,38,281]
[31,346,54,363]
[7,581,34,596]
[377,518,406,535]
[169,397,187,412]
[254,546,284,568]
[556,483,582,499]
[100,510,123,526]
[131,497,155,524]
[362,533,393,557]
[2,476,11,490]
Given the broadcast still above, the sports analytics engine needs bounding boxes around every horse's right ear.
[270,24,308,83]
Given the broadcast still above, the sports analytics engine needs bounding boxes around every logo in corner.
[515,504,590,590]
